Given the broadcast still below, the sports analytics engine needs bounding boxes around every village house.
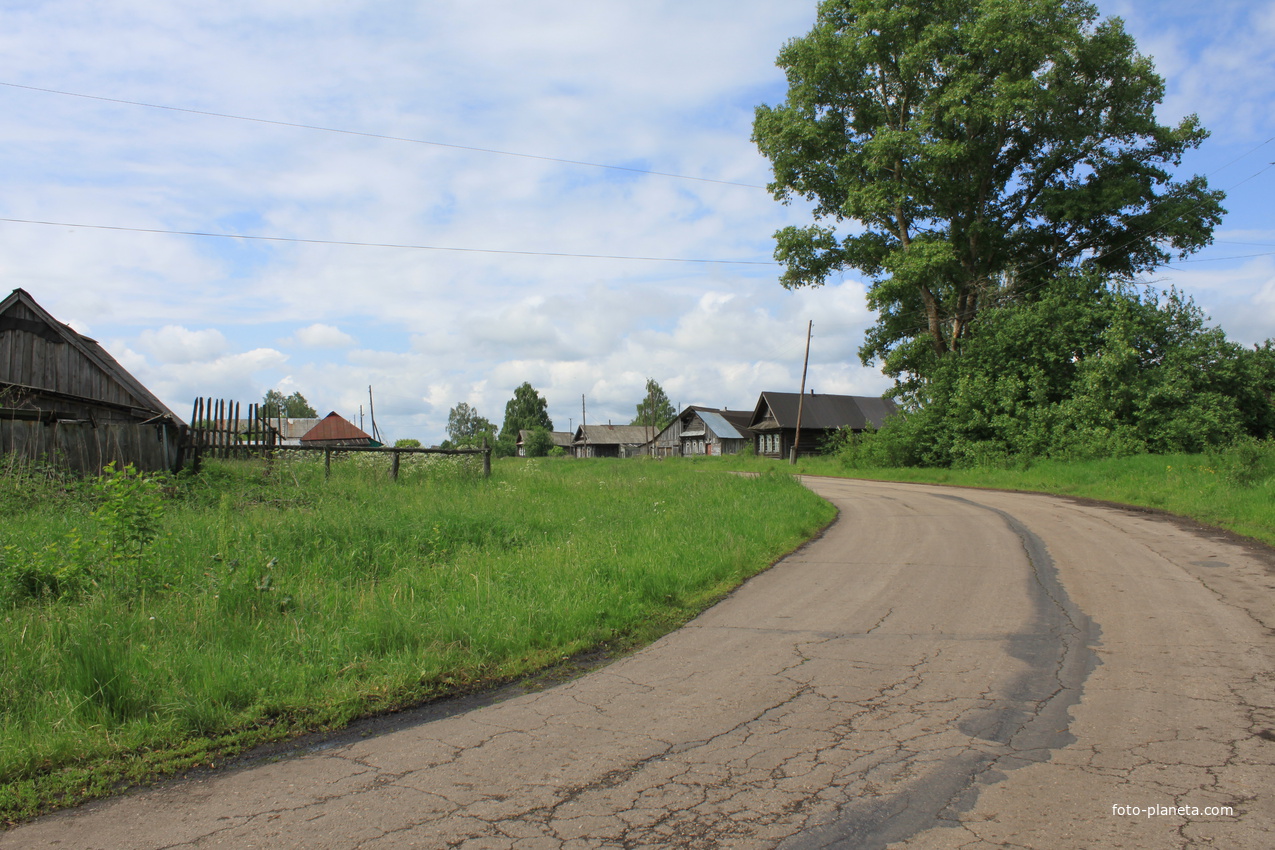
[650,406,756,457]
[749,391,898,459]
[0,288,185,473]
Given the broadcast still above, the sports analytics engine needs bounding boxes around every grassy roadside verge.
[694,448,1275,548]
[0,456,835,823]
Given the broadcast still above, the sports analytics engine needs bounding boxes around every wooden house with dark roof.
[749,391,897,459]
[0,288,185,473]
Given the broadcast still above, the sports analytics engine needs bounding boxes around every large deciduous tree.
[498,383,554,449]
[753,0,1224,381]
[446,402,495,448]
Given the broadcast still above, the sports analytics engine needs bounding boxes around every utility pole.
[792,320,812,465]
[581,394,588,459]
[368,386,381,443]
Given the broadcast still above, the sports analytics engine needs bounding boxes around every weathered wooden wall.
[0,415,180,474]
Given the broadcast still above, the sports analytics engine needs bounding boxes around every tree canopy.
[261,389,317,419]
[498,383,554,444]
[445,402,495,448]
[631,379,676,431]
[753,0,1224,381]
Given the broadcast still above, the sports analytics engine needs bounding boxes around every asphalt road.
[5,477,1273,849]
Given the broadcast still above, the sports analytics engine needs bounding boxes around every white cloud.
[287,323,356,349]
[137,325,229,364]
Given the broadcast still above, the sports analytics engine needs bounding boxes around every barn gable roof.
[0,288,182,423]
[572,424,651,445]
[749,392,897,432]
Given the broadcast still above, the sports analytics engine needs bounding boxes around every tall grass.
[0,454,834,821]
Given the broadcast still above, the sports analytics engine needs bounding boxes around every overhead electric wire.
[0,216,780,265]
[1167,251,1275,264]
[0,81,767,190]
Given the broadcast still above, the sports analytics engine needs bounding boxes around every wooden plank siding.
[0,304,141,410]
[0,417,178,474]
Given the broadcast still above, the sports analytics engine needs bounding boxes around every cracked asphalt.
[5,477,1273,848]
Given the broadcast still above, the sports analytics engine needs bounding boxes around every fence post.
[324,448,332,480]
[482,439,491,478]
[391,449,401,482]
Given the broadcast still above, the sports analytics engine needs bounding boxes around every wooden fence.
[180,397,490,479]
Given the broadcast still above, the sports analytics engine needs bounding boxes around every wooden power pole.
[792,320,812,465]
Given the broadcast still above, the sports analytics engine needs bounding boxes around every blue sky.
[1,0,1271,443]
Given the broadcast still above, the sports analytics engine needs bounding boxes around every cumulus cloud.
[286,323,356,349]
[137,325,229,364]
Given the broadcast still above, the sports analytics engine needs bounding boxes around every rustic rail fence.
[179,397,490,479]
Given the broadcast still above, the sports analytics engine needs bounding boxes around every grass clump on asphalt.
[0,454,834,822]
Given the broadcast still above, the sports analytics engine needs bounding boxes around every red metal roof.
[299,412,372,443]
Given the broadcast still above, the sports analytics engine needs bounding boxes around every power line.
[0,81,768,190]
[1167,251,1275,264]
[0,216,780,265]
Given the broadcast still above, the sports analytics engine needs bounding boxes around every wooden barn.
[0,288,185,473]
[571,424,651,458]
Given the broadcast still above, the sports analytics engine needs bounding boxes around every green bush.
[1208,437,1275,488]
[523,427,553,458]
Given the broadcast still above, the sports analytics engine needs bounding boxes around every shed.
[749,391,897,458]
[571,424,651,458]
[0,288,185,473]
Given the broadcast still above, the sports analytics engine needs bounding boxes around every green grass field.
[0,454,834,822]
